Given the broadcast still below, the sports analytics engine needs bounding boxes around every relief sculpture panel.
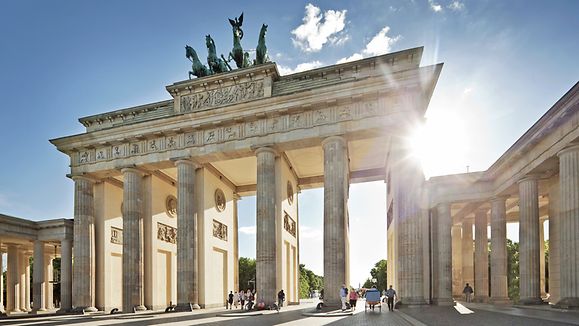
[180,80,264,113]
[157,222,177,244]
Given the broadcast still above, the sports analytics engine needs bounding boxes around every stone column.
[451,225,463,298]
[7,245,20,312]
[175,159,200,311]
[233,194,240,293]
[393,148,425,305]
[0,252,4,313]
[321,137,349,307]
[32,241,46,312]
[518,176,542,304]
[25,254,31,311]
[490,197,510,303]
[44,254,53,310]
[19,251,27,311]
[556,144,579,308]
[60,239,73,312]
[548,179,560,303]
[434,203,453,305]
[121,167,146,312]
[474,209,489,302]
[72,176,97,312]
[462,221,474,291]
[256,147,278,307]
[539,221,546,298]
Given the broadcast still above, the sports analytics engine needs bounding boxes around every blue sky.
[1,1,578,285]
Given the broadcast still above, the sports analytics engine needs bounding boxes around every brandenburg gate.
[48,46,442,312]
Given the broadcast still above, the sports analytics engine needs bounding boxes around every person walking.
[233,290,239,309]
[239,290,245,310]
[385,285,397,311]
[348,288,358,311]
[340,284,348,311]
[277,289,285,309]
[228,291,234,309]
[463,283,474,303]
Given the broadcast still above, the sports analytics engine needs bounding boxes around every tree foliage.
[507,239,519,301]
[362,259,387,291]
[299,264,323,299]
[238,257,256,291]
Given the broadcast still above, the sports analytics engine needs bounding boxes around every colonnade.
[434,143,579,308]
[1,240,71,314]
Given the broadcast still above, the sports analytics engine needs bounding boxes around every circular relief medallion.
[166,195,177,217]
[215,188,226,212]
[287,181,294,205]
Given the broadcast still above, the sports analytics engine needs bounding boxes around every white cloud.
[291,3,348,52]
[429,0,443,12]
[463,87,473,95]
[238,226,256,235]
[277,60,323,75]
[447,1,465,11]
[336,53,363,64]
[336,26,401,64]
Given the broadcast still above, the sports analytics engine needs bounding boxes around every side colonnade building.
[424,82,579,308]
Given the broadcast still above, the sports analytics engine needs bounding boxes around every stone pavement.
[1,300,578,326]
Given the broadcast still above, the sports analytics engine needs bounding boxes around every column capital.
[120,166,145,176]
[70,174,98,183]
[557,143,579,157]
[321,135,347,148]
[174,158,200,169]
[254,146,278,156]
[490,195,510,203]
[518,175,541,184]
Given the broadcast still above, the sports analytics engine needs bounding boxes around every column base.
[489,297,512,305]
[133,305,147,312]
[433,298,455,306]
[519,297,544,305]
[72,306,98,313]
[554,297,579,309]
[473,296,489,303]
[56,308,71,314]
[192,303,201,309]
[175,303,194,312]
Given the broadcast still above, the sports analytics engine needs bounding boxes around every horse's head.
[260,24,268,37]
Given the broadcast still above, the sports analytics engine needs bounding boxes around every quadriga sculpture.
[185,45,209,79]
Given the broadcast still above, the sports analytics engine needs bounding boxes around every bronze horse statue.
[255,24,269,65]
[206,34,229,74]
[227,12,247,68]
[185,45,209,79]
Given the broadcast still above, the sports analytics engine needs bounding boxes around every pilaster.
[548,178,560,304]
[490,196,510,304]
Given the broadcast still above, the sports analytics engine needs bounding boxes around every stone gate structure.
[48,46,441,311]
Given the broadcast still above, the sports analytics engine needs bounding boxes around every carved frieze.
[213,219,228,241]
[180,80,264,113]
[73,98,383,166]
[157,222,177,244]
[284,213,296,237]
[111,227,123,244]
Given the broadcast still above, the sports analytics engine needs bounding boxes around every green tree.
[363,259,387,291]
[298,264,323,298]
[238,257,256,291]
[507,239,520,301]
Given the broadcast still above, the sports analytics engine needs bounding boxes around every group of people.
[227,289,286,310]
[227,289,255,310]
[339,284,397,312]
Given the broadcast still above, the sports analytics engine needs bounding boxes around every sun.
[408,111,469,178]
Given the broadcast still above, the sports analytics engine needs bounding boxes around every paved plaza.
[2,300,578,326]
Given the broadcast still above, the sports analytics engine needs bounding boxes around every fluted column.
[7,245,20,312]
[122,168,146,312]
[556,144,579,308]
[19,251,27,311]
[60,239,73,312]
[462,221,474,290]
[548,179,560,303]
[322,137,349,307]
[175,159,200,311]
[490,197,510,303]
[518,176,542,304]
[451,225,463,297]
[72,176,97,312]
[0,252,4,313]
[25,254,31,311]
[44,254,53,310]
[474,209,489,302]
[256,147,278,306]
[32,241,46,312]
[434,203,453,305]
